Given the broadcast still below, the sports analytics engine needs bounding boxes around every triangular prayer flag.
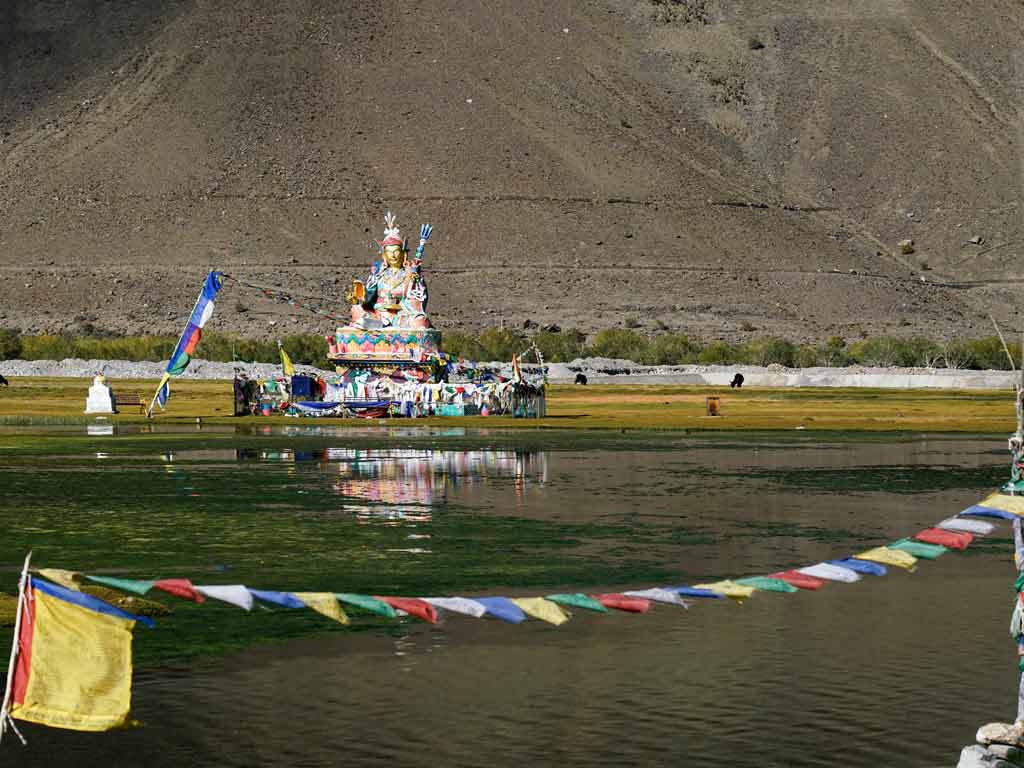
[153,578,205,603]
[827,558,887,576]
[854,546,917,569]
[768,571,826,590]
[249,589,305,609]
[294,593,349,624]
[196,585,253,611]
[693,580,757,600]
[510,597,571,625]
[473,596,527,623]
[85,575,155,596]
[595,593,650,613]
[622,588,691,607]
[335,593,397,617]
[423,597,487,618]
[888,538,947,560]
[735,576,799,593]
[374,596,438,624]
[36,569,81,591]
[545,593,609,612]
[797,563,861,583]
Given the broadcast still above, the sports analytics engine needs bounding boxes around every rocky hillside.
[1,0,1021,341]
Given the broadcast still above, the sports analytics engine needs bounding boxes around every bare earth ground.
[1,0,1022,340]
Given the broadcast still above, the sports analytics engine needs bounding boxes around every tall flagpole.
[0,551,32,746]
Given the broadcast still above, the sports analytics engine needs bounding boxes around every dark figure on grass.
[730,373,744,388]
[0,374,8,386]
[574,373,588,385]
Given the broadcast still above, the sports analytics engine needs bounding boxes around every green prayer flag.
[335,593,397,617]
[1015,572,1024,593]
[85,575,156,595]
[888,538,947,560]
[546,593,609,612]
[735,576,799,593]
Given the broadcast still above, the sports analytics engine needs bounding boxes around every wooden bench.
[112,391,145,414]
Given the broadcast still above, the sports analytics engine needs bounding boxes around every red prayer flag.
[594,593,651,613]
[153,578,205,603]
[770,570,826,590]
[913,527,973,550]
[375,596,438,624]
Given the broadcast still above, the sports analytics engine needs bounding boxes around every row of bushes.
[0,327,1020,370]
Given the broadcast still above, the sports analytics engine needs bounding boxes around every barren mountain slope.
[0,0,1021,340]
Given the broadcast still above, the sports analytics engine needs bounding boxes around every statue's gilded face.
[382,244,405,269]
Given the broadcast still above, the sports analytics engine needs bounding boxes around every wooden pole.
[0,551,32,745]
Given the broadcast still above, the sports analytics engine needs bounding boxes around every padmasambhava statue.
[346,212,433,330]
[328,212,441,375]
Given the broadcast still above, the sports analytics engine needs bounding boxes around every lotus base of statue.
[326,326,442,378]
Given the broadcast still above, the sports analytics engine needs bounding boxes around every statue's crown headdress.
[379,211,404,248]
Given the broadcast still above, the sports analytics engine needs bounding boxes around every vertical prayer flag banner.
[279,343,296,377]
[8,578,151,732]
[148,271,222,415]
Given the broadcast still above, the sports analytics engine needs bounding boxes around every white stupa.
[85,374,113,414]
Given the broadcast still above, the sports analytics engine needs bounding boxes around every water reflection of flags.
[147,271,222,416]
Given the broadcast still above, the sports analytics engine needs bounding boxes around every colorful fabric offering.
[196,585,253,611]
[797,563,861,583]
[375,597,438,624]
[8,578,149,732]
[769,571,827,590]
[294,593,349,624]
[937,517,995,535]
[336,593,398,617]
[977,492,1024,516]
[622,588,691,607]
[249,589,305,608]
[152,579,205,603]
[692,581,757,600]
[545,593,609,612]
[36,569,81,591]
[510,597,571,625]
[853,547,918,569]
[960,505,1018,521]
[669,586,725,600]
[888,538,947,560]
[735,576,799,593]
[84,575,155,595]
[595,594,651,613]
[827,558,887,576]
[424,597,487,618]
[474,596,527,623]
[913,528,973,550]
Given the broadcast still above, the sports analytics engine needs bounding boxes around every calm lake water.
[0,425,1017,767]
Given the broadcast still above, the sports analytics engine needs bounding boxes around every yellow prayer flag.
[279,344,296,377]
[36,569,81,591]
[853,547,917,570]
[294,593,349,624]
[693,580,756,600]
[979,492,1024,515]
[9,585,139,732]
[510,597,570,626]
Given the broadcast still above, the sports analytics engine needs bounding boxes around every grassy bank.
[0,377,1016,432]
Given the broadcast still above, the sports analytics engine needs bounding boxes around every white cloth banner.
[197,584,254,611]
[938,517,995,535]
[797,563,861,583]
[424,597,487,618]
[623,588,691,608]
